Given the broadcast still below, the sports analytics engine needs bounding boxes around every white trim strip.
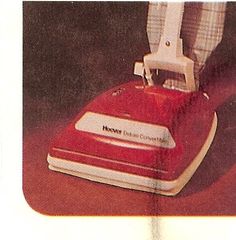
[52,147,167,173]
[47,154,177,191]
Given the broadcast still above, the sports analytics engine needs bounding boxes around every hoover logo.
[102,125,122,135]
[75,112,176,149]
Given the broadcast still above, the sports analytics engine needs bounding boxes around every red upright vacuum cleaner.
[47,3,217,196]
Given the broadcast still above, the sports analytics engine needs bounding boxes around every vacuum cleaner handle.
[158,2,184,59]
[134,3,197,92]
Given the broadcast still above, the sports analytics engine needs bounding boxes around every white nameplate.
[75,112,176,149]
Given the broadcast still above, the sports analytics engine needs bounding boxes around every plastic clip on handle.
[134,3,197,92]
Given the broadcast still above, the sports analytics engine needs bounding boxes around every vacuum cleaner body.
[47,80,217,195]
[47,3,217,195]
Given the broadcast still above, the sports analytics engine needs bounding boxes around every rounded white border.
[0,1,235,240]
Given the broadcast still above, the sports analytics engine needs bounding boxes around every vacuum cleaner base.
[48,113,217,196]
